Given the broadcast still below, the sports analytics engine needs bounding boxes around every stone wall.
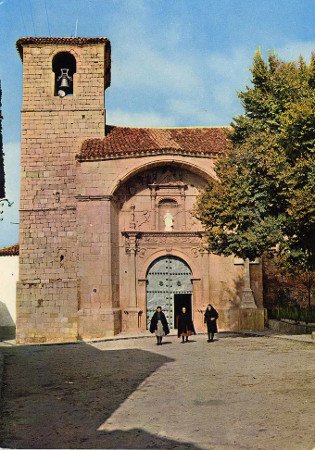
[17,40,110,343]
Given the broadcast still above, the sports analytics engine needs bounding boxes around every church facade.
[16,37,265,343]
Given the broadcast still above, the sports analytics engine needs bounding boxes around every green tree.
[196,50,315,272]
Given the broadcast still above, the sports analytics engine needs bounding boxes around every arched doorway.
[146,256,192,329]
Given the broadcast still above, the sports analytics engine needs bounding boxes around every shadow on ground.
[217,332,264,338]
[0,301,16,340]
[0,342,201,449]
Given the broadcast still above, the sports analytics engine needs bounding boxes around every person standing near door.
[204,304,219,342]
[150,306,170,345]
[177,306,196,343]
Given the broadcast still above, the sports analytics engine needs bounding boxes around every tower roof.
[16,37,110,60]
[78,126,230,161]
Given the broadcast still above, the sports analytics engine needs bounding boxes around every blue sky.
[0,0,315,246]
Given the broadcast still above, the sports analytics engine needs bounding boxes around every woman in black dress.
[204,304,219,342]
[177,306,196,343]
[150,306,170,345]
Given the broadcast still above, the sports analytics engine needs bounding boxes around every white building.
[0,244,19,339]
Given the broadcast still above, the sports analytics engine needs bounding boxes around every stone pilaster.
[76,195,121,339]
[241,258,257,309]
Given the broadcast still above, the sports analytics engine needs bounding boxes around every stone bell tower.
[16,37,111,343]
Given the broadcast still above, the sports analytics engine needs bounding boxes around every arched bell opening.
[52,52,76,97]
[146,255,193,330]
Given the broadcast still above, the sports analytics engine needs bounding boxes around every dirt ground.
[0,334,314,450]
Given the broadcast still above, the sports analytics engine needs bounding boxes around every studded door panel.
[146,256,192,328]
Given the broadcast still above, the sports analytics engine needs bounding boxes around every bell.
[60,76,69,88]
[57,68,72,89]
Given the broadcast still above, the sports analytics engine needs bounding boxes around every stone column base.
[215,308,241,332]
[121,307,144,332]
[241,289,257,309]
[216,308,266,332]
[238,308,266,331]
[77,308,122,340]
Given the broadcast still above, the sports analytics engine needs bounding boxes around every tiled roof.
[0,244,19,256]
[16,37,110,59]
[78,126,230,160]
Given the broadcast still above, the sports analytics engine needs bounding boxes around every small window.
[52,52,76,97]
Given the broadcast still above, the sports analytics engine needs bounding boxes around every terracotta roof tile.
[78,126,230,160]
[0,244,19,256]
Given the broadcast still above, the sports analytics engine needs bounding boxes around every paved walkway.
[0,334,314,449]
[1,329,314,347]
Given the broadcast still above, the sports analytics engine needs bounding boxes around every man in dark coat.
[150,306,170,345]
[204,304,219,342]
[177,307,196,343]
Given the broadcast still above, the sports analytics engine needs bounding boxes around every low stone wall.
[239,308,266,331]
[218,308,266,332]
[268,319,315,334]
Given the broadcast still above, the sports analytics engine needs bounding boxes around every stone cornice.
[77,150,220,162]
[75,194,112,202]
[148,183,188,190]
[122,230,205,238]
[22,108,105,113]
[20,206,76,212]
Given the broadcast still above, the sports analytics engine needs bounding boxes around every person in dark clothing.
[150,306,170,345]
[204,304,219,342]
[177,306,196,343]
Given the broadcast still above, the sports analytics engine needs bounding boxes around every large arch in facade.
[110,156,218,197]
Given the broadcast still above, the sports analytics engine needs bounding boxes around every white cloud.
[168,98,222,124]
[276,41,315,61]
[206,48,253,108]
[107,109,177,127]
[108,34,315,129]
[107,3,255,127]
[112,40,202,95]
[108,0,206,123]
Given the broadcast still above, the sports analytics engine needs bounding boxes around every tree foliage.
[196,50,315,271]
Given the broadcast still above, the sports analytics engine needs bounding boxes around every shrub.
[268,306,315,323]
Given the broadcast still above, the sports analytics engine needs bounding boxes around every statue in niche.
[164,212,174,231]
